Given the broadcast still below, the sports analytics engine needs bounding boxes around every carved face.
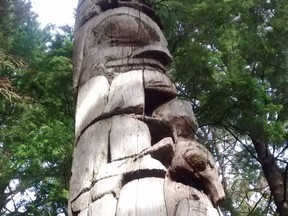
[184,147,225,205]
[171,139,225,205]
[77,7,172,87]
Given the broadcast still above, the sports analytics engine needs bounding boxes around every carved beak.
[183,144,225,206]
[132,44,173,67]
[198,166,225,205]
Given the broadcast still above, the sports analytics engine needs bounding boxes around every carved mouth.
[106,44,172,72]
[132,45,172,65]
[106,58,168,72]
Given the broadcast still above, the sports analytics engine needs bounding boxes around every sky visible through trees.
[1,0,288,215]
[31,0,77,27]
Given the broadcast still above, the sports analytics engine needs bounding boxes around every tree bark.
[252,138,288,216]
[69,1,225,215]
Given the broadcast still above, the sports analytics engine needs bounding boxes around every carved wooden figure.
[69,0,225,215]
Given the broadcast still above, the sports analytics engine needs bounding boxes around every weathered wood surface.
[134,137,174,167]
[69,0,225,215]
[110,115,151,160]
[117,178,167,216]
[105,71,144,115]
[71,191,90,213]
[90,193,117,216]
[95,155,166,181]
[153,98,198,139]
[78,208,89,216]
[75,76,109,138]
[170,138,225,205]
[91,175,122,201]
[144,70,176,95]
[73,6,171,91]
[164,176,220,216]
[70,120,110,201]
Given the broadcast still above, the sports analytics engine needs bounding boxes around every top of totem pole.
[75,0,162,29]
[73,0,172,93]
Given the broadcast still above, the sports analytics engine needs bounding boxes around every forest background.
[0,0,287,215]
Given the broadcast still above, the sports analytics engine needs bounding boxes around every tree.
[1,0,287,215]
[0,1,74,214]
[69,0,224,215]
[156,0,288,215]
[1,31,74,215]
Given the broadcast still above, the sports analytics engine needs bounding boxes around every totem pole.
[69,0,225,215]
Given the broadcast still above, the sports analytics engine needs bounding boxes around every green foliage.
[156,0,288,215]
[0,1,74,215]
[159,0,288,142]
[1,0,287,215]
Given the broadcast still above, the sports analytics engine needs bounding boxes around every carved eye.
[91,15,160,46]
[105,17,146,45]
[184,152,207,172]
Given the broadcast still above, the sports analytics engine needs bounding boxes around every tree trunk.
[69,1,225,215]
[252,138,288,216]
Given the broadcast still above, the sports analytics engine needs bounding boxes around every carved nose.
[132,44,173,66]
[183,147,225,205]
[201,173,226,206]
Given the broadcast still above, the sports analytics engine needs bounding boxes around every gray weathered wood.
[153,98,198,138]
[95,155,166,181]
[144,70,177,95]
[73,23,88,92]
[78,208,88,216]
[70,119,111,201]
[75,76,110,138]
[90,193,117,216]
[135,115,176,144]
[105,71,144,115]
[117,178,167,216]
[69,1,225,215]
[106,58,167,73]
[164,176,219,216]
[76,2,101,29]
[71,191,90,213]
[170,138,225,205]
[91,175,122,201]
[110,115,150,160]
[134,137,174,167]
[75,6,171,90]
[91,155,166,202]
[133,44,172,65]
